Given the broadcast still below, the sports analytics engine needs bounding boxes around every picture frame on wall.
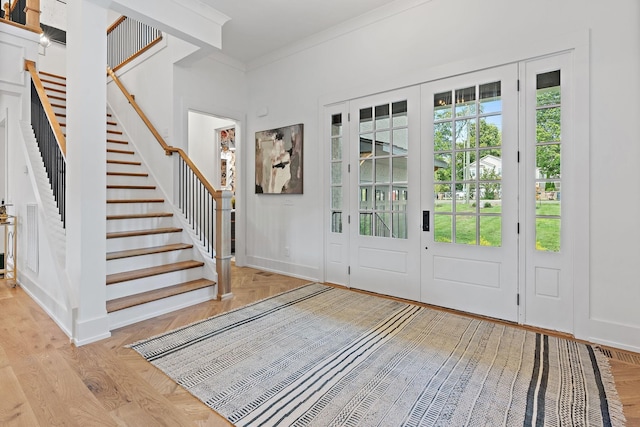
[216,126,236,194]
[255,123,303,194]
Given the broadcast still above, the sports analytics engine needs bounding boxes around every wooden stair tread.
[107,138,128,144]
[108,129,123,135]
[43,86,66,94]
[51,103,65,109]
[107,148,135,155]
[106,278,215,312]
[47,94,66,101]
[107,171,148,177]
[107,227,182,239]
[107,243,193,260]
[107,121,117,126]
[106,260,205,285]
[40,78,66,87]
[107,198,164,204]
[39,70,66,80]
[107,159,142,165]
[106,212,171,220]
[106,185,157,190]
[55,112,66,118]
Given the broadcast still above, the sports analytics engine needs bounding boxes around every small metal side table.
[0,215,17,287]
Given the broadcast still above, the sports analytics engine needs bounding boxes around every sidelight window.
[330,113,343,233]
[535,70,562,252]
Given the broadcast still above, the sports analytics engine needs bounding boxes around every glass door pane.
[433,81,503,246]
[358,100,409,239]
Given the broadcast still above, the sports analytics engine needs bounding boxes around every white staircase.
[36,70,218,330]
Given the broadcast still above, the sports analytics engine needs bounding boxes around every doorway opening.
[187,110,238,254]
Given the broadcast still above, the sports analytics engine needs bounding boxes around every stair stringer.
[19,121,77,334]
[105,105,219,281]
[20,122,67,258]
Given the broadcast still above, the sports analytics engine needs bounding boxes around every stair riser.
[107,188,159,200]
[106,216,174,233]
[106,232,185,252]
[106,175,150,186]
[106,267,205,300]
[107,286,216,330]
[106,250,194,275]
[106,202,168,216]
[106,152,137,162]
[50,102,66,111]
[107,163,146,173]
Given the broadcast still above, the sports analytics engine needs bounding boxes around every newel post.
[24,0,41,31]
[215,190,233,300]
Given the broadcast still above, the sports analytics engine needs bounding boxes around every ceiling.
[199,0,402,63]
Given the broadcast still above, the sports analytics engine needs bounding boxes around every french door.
[347,87,421,300]
[420,64,520,322]
[326,56,575,330]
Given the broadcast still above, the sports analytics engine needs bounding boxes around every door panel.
[421,64,519,322]
[522,53,574,332]
[349,87,421,301]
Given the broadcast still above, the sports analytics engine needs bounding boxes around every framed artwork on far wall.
[217,126,236,194]
[255,123,303,194]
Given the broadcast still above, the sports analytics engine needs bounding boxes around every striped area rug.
[129,284,626,426]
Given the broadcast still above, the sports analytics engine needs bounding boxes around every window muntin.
[535,70,561,252]
[358,101,409,238]
[330,113,343,233]
[433,81,503,246]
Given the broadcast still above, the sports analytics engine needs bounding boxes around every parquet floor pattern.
[0,266,638,426]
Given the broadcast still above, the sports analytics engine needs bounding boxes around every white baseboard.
[17,274,73,340]
[245,255,320,283]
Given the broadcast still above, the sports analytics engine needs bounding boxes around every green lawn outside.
[434,201,560,251]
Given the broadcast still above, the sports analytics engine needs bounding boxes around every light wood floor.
[1,266,639,426]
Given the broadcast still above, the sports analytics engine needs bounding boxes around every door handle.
[422,210,430,231]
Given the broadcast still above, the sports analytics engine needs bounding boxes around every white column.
[66,0,109,345]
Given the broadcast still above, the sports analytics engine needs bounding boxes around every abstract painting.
[255,123,303,194]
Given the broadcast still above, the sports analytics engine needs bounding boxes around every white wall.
[38,41,67,76]
[242,0,640,350]
[41,0,67,31]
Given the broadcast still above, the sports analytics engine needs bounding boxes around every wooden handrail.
[1,0,41,33]
[25,60,66,157]
[106,66,220,198]
[106,67,172,155]
[172,147,221,198]
[112,36,162,73]
[106,15,126,34]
